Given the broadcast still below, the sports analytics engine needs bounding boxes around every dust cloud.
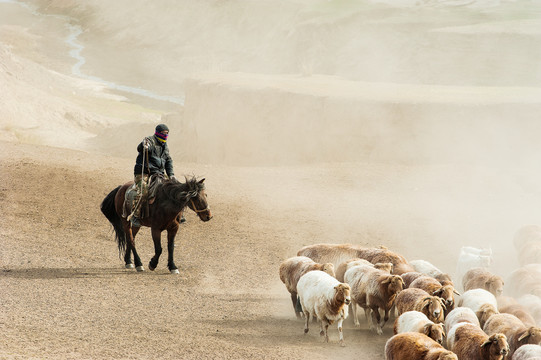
[4,0,541,327]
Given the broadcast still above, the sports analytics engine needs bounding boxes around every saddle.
[123,174,166,219]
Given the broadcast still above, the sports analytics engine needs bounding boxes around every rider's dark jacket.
[133,135,174,177]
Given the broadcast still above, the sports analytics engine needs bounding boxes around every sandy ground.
[2,1,541,359]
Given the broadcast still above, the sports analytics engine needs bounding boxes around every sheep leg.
[320,320,329,342]
[292,293,302,319]
[303,311,310,334]
[370,307,383,335]
[364,307,373,330]
[351,302,360,327]
[382,307,391,327]
[337,318,345,347]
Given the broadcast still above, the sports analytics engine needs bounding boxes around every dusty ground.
[1,1,541,359]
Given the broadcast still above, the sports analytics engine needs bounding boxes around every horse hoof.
[170,269,179,274]
[136,266,145,272]
[125,264,135,269]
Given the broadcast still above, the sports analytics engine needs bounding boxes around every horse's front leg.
[148,227,162,271]
[166,224,180,274]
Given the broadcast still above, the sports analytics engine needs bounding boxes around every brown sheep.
[506,264,541,298]
[385,332,457,360]
[395,288,445,324]
[410,275,460,316]
[345,264,404,335]
[401,271,425,288]
[499,304,537,327]
[483,313,541,358]
[279,256,335,319]
[462,268,504,297]
[297,243,415,275]
[448,322,509,360]
[513,225,541,251]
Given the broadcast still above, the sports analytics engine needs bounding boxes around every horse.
[100,176,212,274]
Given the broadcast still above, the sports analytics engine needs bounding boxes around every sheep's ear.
[381,277,391,285]
[432,289,442,296]
[480,340,492,348]
[423,324,431,337]
[453,289,461,296]
[421,297,431,310]
[518,330,530,342]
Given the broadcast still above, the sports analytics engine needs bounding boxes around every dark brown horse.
[100,176,212,273]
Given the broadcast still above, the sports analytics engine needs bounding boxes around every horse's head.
[186,178,212,222]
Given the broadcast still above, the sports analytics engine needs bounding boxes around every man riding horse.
[128,123,184,227]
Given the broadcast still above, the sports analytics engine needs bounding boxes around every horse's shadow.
[0,267,129,279]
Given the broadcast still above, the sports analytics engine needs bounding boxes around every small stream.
[1,0,185,105]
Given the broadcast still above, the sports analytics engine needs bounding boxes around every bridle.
[190,198,209,213]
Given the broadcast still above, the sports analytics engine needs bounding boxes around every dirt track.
[0,142,400,359]
[2,139,536,359]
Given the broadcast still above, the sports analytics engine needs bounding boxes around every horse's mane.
[157,176,204,204]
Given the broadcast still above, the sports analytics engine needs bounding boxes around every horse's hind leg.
[127,227,144,271]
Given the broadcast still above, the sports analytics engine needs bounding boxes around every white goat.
[456,246,493,290]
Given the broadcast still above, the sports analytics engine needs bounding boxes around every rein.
[190,198,209,213]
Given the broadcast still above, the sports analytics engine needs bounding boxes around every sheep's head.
[518,326,541,345]
[476,304,499,328]
[433,285,459,309]
[481,333,509,357]
[435,273,454,287]
[422,296,445,323]
[423,323,445,345]
[374,262,393,274]
[486,276,504,297]
[322,263,335,278]
[334,283,351,306]
[382,275,404,295]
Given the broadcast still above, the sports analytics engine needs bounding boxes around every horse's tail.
[100,186,127,257]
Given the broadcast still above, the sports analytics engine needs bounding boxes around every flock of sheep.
[279,225,541,359]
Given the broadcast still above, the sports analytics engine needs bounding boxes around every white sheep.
[459,288,499,328]
[512,344,541,360]
[393,311,446,345]
[385,332,458,360]
[279,256,335,319]
[410,259,455,288]
[448,322,509,360]
[297,270,351,347]
[445,307,480,342]
[456,246,493,289]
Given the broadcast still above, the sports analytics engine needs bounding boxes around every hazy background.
[2,0,541,282]
[10,0,541,166]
